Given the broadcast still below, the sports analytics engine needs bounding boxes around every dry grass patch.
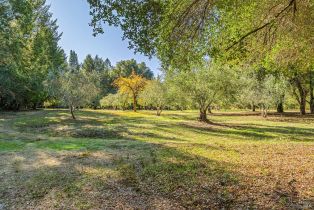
[0,109,313,209]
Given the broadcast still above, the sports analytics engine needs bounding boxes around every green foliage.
[0,0,65,110]
[88,1,312,66]
[82,54,94,72]
[56,70,100,118]
[113,59,154,80]
[166,61,238,121]
[100,92,130,110]
[113,71,147,112]
[68,50,79,71]
[88,0,313,115]
[88,0,163,57]
[139,79,167,115]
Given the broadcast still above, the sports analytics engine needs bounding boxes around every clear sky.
[46,0,161,75]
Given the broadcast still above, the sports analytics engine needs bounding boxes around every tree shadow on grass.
[180,121,314,142]
[1,109,313,209]
[16,109,314,143]
[2,137,312,209]
[0,139,242,209]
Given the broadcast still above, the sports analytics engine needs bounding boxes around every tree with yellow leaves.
[113,71,147,112]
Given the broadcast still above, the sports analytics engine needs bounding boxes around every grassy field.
[0,109,313,209]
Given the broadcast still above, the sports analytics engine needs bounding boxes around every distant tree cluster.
[48,51,155,119]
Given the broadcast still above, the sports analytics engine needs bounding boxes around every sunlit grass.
[0,109,313,209]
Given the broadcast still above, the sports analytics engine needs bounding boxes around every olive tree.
[167,62,238,122]
[139,79,167,116]
[259,75,288,117]
[100,92,129,110]
[58,70,100,119]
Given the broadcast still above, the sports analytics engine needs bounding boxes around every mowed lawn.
[0,109,313,209]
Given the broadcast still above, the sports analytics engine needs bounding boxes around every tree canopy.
[88,0,313,114]
[113,71,147,112]
[0,0,65,110]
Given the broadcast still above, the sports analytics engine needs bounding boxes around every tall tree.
[0,0,65,110]
[82,54,95,72]
[68,50,79,71]
[88,0,313,115]
[113,59,154,79]
[93,55,105,72]
[88,0,312,66]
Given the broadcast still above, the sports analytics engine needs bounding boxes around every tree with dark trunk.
[252,103,256,112]
[276,102,284,113]
[310,89,314,114]
[199,103,211,122]
[199,109,208,122]
[132,94,137,112]
[70,105,76,120]
[292,77,308,115]
[309,71,314,114]
[166,62,238,122]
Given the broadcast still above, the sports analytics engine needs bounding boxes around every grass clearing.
[0,109,313,209]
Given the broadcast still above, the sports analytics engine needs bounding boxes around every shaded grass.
[0,109,313,209]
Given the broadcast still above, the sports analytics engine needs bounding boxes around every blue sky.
[46,0,161,75]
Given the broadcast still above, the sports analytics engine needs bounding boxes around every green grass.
[0,109,313,209]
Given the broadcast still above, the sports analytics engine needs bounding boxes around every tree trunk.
[133,94,137,112]
[199,108,208,122]
[208,105,212,114]
[70,106,76,119]
[295,78,307,115]
[261,104,267,118]
[156,106,162,116]
[310,71,314,114]
[310,90,314,114]
[277,102,284,113]
[300,96,306,115]
[252,102,256,112]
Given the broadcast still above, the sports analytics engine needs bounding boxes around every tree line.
[0,0,154,114]
[48,51,154,119]
[0,0,65,110]
[1,0,313,122]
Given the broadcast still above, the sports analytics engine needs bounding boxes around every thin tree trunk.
[156,106,162,116]
[260,103,268,118]
[252,102,256,112]
[208,105,212,114]
[300,95,306,115]
[70,106,76,119]
[32,103,37,110]
[310,89,314,114]
[133,94,137,112]
[295,78,307,115]
[310,71,314,114]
